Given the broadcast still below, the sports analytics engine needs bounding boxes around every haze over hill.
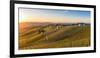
[19,22,90,28]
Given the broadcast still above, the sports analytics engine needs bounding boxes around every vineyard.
[19,23,90,50]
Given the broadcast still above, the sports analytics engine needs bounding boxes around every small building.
[77,23,90,26]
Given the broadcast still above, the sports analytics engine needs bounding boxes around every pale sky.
[19,8,91,23]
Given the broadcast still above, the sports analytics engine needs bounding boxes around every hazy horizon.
[19,21,90,24]
[19,8,91,23]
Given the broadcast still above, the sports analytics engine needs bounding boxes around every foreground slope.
[19,24,90,50]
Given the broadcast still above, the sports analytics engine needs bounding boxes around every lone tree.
[55,24,62,30]
[38,26,48,40]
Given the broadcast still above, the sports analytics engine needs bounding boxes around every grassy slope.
[19,26,90,50]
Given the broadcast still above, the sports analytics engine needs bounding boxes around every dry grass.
[19,25,90,50]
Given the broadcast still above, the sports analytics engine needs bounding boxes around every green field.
[19,25,90,50]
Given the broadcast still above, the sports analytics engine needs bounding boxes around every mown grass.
[19,25,90,50]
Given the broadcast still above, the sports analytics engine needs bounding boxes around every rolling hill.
[19,22,90,50]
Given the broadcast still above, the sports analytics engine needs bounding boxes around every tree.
[38,26,48,40]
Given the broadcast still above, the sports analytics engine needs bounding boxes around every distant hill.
[19,22,90,28]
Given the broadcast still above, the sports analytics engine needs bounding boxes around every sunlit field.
[19,22,90,50]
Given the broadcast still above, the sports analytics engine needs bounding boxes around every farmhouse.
[77,23,90,26]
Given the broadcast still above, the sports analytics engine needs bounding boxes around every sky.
[19,8,91,23]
